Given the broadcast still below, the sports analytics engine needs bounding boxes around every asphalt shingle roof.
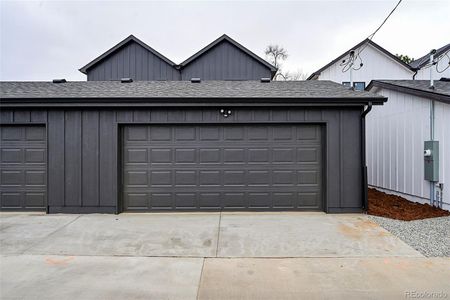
[367,80,450,104]
[0,80,384,100]
[370,80,450,96]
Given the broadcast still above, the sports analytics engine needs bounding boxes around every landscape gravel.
[368,215,450,257]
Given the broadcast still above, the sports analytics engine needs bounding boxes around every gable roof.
[307,39,414,80]
[409,43,450,69]
[179,34,277,77]
[79,35,177,74]
[0,80,385,103]
[367,79,450,104]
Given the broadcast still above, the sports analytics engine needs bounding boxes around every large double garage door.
[122,124,323,211]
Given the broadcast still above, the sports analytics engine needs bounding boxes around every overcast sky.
[1,0,449,81]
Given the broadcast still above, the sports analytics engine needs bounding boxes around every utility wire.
[341,0,403,73]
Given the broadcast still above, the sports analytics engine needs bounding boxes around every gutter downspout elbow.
[361,102,373,211]
[412,68,418,80]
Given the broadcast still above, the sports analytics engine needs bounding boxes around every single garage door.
[0,126,47,211]
[122,124,322,211]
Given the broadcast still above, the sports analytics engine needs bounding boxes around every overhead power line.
[341,0,403,73]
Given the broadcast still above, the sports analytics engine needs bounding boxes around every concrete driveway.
[1,212,449,299]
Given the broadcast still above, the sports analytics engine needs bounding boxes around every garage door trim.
[119,122,326,212]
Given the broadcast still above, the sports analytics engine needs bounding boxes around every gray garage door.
[122,124,322,211]
[0,126,47,211]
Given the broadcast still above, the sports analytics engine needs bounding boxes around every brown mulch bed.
[367,188,450,221]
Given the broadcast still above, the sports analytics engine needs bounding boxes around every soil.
[367,188,450,221]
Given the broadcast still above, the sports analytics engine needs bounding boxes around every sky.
[1,0,449,81]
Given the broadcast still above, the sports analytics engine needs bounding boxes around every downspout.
[361,102,373,211]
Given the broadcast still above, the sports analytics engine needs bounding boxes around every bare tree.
[283,69,308,81]
[265,45,288,80]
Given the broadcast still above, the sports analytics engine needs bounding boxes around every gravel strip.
[368,215,450,257]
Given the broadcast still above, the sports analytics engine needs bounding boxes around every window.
[342,82,366,91]
[353,82,366,91]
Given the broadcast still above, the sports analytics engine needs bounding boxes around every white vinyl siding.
[317,44,414,86]
[366,87,450,210]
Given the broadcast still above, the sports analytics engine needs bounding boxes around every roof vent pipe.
[121,78,133,83]
[52,79,67,83]
[260,78,271,83]
[191,78,201,83]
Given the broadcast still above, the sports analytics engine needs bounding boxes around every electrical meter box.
[424,141,439,181]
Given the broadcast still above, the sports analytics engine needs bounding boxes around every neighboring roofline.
[409,43,450,69]
[179,34,278,77]
[367,80,450,104]
[307,39,414,80]
[79,35,177,74]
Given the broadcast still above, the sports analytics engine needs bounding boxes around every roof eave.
[367,80,450,104]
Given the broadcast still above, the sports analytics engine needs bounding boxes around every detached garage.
[0,80,386,213]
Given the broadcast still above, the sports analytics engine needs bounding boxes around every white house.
[308,40,450,89]
[309,40,450,210]
[366,80,450,210]
[307,39,415,90]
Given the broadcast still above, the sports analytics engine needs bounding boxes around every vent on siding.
[121,78,133,83]
[191,78,201,83]
[52,79,67,83]
[260,78,271,83]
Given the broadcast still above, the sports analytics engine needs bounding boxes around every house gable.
[180,35,276,80]
[308,39,414,85]
[80,35,180,81]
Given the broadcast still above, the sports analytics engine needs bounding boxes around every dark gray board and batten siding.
[0,108,362,213]
[87,41,180,81]
[84,38,273,81]
[180,40,273,81]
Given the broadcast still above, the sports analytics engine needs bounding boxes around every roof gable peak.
[79,34,176,74]
[179,34,277,74]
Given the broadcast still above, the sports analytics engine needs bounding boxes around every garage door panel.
[123,124,322,211]
[175,149,196,163]
[25,127,46,140]
[25,149,46,163]
[1,193,22,207]
[0,125,47,211]
[1,149,23,163]
[25,193,46,207]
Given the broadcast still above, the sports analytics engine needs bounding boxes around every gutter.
[361,101,373,211]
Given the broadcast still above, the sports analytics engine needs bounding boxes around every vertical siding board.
[322,109,340,208]
[14,111,31,122]
[133,110,150,123]
[116,111,133,123]
[30,110,47,123]
[47,110,65,207]
[0,110,14,123]
[99,111,117,207]
[82,111,100,206]
[341,109,362,208]
[64,111,82,206]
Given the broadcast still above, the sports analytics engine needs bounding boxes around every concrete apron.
[2,212,447,300]
[1,255,449,300]
[198,257,450,300]
[1,212,421,257]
